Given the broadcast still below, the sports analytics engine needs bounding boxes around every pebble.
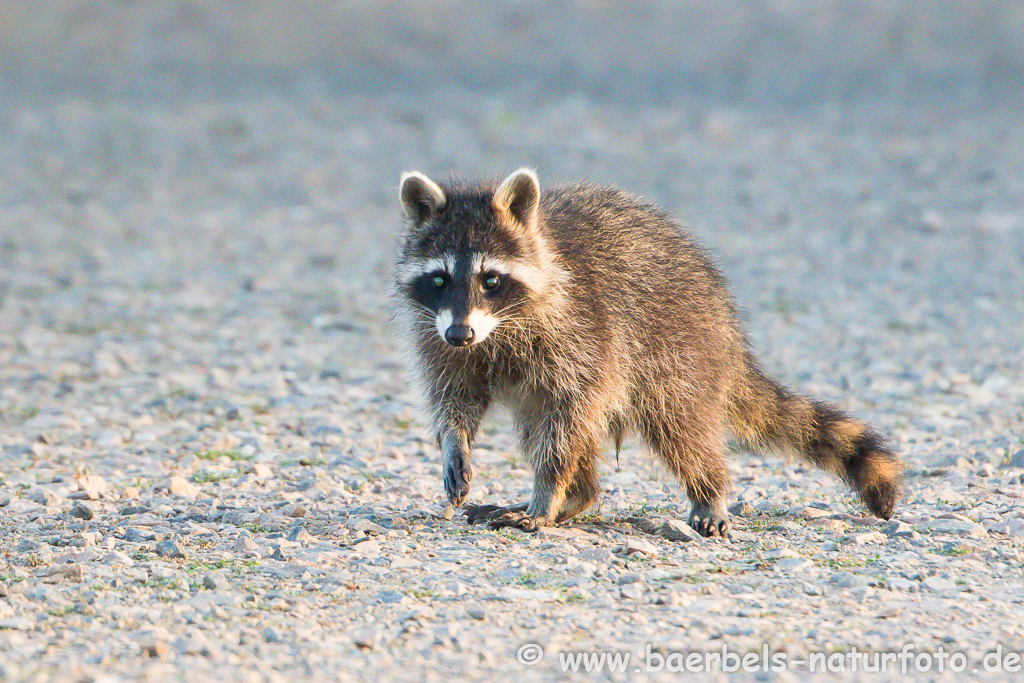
[832,573,871,589]
[659,519,702,542]
[247,464,273,478]
[922,576,959,592]
[623,538,659,556]
[203,571,231,591]
[155,540,188,559]
[917,519,988,538]
[69,502,94,520]
[352,627,384,650]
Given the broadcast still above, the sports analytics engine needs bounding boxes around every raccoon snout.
[444,324,476,347]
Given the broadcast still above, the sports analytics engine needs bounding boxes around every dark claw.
[443,455,472,507]
[688,504,730,538]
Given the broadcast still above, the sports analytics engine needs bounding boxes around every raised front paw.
[443,454,472,507]
[688,503,730,538]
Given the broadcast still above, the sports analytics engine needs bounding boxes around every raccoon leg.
[466,463,597,526]
[554,456,600,522]
[440,430,473,507]
[431,385,490,508]
[469,465,599,526]
[486,417,601,532]
[640,411,732,537]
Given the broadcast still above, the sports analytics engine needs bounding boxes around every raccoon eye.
[432,275,446,289]
[482,274,500,291]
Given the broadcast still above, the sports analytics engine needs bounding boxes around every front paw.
[443,455,472,507]
[487,509,547,532]
[464,502,528,525]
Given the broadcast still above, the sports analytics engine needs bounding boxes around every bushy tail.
[728,352,901,519]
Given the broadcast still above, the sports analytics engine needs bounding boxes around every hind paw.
[688,503,730,538]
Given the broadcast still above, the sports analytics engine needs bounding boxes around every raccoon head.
[395,168,550,348]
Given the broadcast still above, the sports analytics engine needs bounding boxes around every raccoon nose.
[444,324,475,347]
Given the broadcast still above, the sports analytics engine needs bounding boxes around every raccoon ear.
[400,172,446,225]
[493,168,539,229]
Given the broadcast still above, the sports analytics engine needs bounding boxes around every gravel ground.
[0,94,1023,682]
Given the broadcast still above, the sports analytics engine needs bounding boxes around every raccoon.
[392,168,901,536]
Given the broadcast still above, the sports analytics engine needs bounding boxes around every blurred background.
[0,1,1021,439]
[2,0,1023,105]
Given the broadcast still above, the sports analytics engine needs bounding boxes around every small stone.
[263,627,283,643]
[616,573,641,586]
[101,550,135,566]
[72,475,107,500]
[0,617,34,631]
[31,488,63,506]
[123,487,140,499]
[203,571,230,590]
[886,577,917,592]
[728,501,757,518]
[441,506,455,521]
[624,538,659,556]
[467,608,487,621]
[577,548,614,563]
[347,518,386,534]
[47,564,84,581]
[352,626,384,650]
[882,521,916,538]
[70,502,94,520]
[246,464,273,478]
[155,540,187,559]
[16,539,42,554]
[922,576,958,592]
[269,546,288,561]
[832,572,870,588]
[286,526,314,543]
[791,506,830,520]
[378,589,406,604]
[659,519,701,542]
[728,530,756,543]
[284,505,307,518]
[846,531,885,545]
[389,557,420,569]
[776,558,814,571]
[624,516,661,534]
[987,519,1024,537]
[142,642,167,657]
[619,585,643,600]
[917,519,987,538]
[352,539,380,555]
[537,526,597,540]
[164,476,196,496]
[234,536,258,553]
[125,528,157,543]
[1007,449,1024,468]
[120,505,150,516]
